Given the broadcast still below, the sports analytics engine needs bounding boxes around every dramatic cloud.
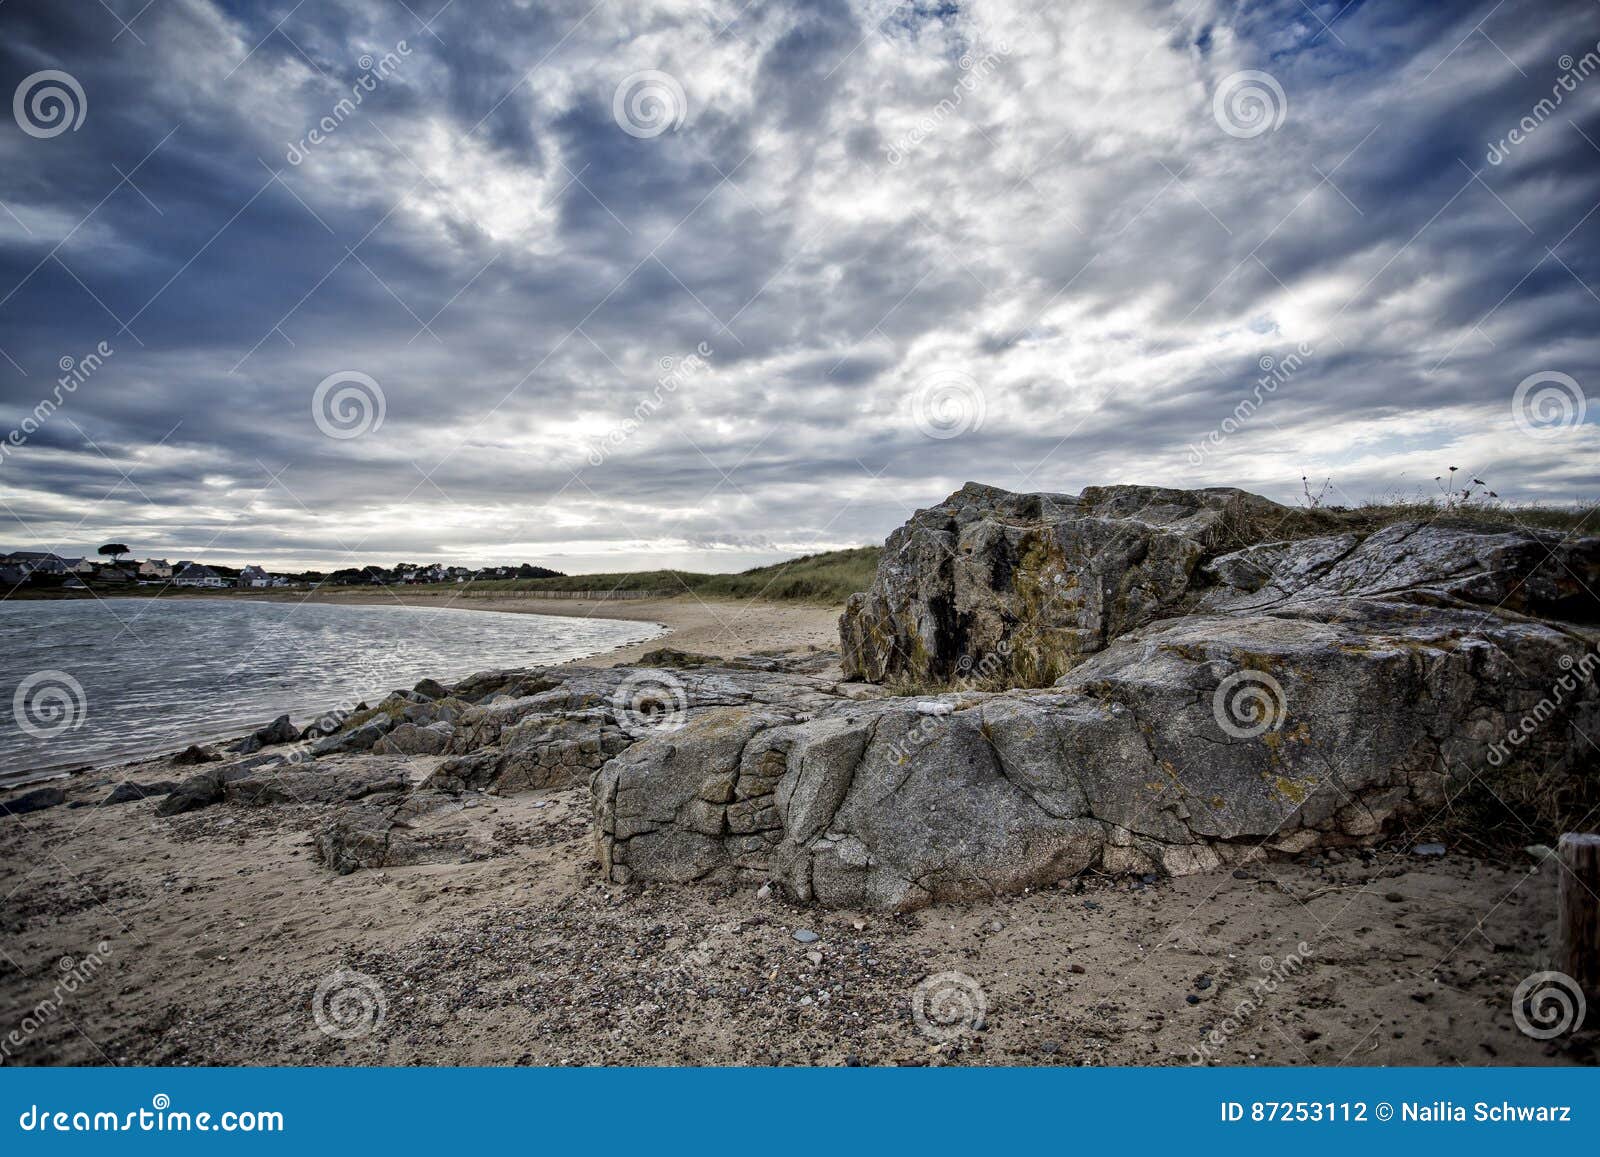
[1,0,1598,571]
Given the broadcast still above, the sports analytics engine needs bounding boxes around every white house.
[173,563,226,588]
[238,565,270,588]
[139,558,173,579]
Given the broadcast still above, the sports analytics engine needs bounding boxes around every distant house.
[238,565,270,588]
[173,563,226,588]
[0,564,25,588]
[4,551,64,575]
[138,559,172,579]
[59,557,96,575]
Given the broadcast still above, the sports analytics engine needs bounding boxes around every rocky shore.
[3,482,1597,1065]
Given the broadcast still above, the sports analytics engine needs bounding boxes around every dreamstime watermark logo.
[1189,942,1316,1064]
[611,670,688,738]
[911,369,985,439]
[886,641,1013,766]
[1487,42,1600,165]
[312,371,385,439]
[2,941,113,1062]
[286,41,412,164]
[883,42,1011,165]
[1488,647,1599,766]
[12,671,88,740]
[1212,669,1287,739]
[1188,341,1313,465]
[13,70,87,139]
[587,342,713,467]
[1511,370,1586,437]
[0,341,113,470]
[1212,70,1287,139]
[911,970,987,1042]
[312,970,387,1040]
[1512,970,1586,1040]
[613,70,687,139]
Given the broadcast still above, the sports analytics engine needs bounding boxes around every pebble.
[1384,891,1405,903]
[1195,974,1212,990]
[1041,1041,1060,1055]
[1069,963,1087,975]
[1185,994,1201,1005]
[793,928,820,943]
[805,951,823,966]
[1413,843,1447,857]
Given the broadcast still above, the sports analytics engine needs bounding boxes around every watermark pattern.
[911,970,987,1042]
[286,41,412,165]
[1212,669,1287,739]
[587,342,713,467]
[611,670,689,738]
[1188,942,1316,1063]
[1212,70,1287,139]
[0,341,113,469]
[886,641,1012,766]
[312,970,387,1040]
[1511,970,1586,1039]
[13,70,87,139]
[1486,43,1600,165]
[613,70,687,139]
[312,371,386,440]
[911,369,985,440]
[883,42,1011,166]
[1510,370,1586,437]
[12,670,88,740]
[1487,647,1599,766]
[2,942,113,1062]
[1188,342,1313,465]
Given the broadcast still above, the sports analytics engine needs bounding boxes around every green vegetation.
[454,546,881,604]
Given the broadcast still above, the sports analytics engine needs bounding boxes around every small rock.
[1195,974,1212,990]
[1413,842,1447,857]
[1185,994,1201,1005]
[805,951,823,966]
[1525,844,1556,862]
[792,928,820,944]
[1040,1041,1060,1055]
[0,786,66,817]
[1384,891,1405,903]
[756,883,772,900]
[1069,963,1087,975]
[171,744,221,766]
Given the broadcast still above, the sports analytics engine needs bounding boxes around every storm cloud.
[1,0,1598,571]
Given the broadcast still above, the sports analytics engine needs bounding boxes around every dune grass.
[457,546,882,604]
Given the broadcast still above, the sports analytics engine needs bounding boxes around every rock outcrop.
[597,485,1600,909]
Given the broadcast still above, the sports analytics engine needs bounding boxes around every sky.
[0,0,1597,574]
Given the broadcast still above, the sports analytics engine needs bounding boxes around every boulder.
[413,677,452,700]
[101,781,179,806]
[170,744,221,766]
[373,721,455,756]
[600,484,1600,910]
[1,785,67,817]
[839,482,1302,686]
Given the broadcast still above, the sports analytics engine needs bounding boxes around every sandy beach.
[276,589,844,669]
[0,591,1593,1067]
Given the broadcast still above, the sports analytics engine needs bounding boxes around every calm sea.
[0,598,665,784]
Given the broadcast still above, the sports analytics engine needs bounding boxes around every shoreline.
[0,595,842,788]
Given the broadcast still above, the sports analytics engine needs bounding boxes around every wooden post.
[1558,832,1600,1023]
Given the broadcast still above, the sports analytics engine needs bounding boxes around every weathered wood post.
[1557,832,1600,1024]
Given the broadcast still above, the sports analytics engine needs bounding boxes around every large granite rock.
[839,482,1304,685]
[599,486,1600,910]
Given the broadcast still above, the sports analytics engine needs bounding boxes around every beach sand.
[277,589,843,668]
[0,596,1592,1067]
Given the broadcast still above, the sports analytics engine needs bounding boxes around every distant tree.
[98,543,130,560]
[516,563,564,579]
